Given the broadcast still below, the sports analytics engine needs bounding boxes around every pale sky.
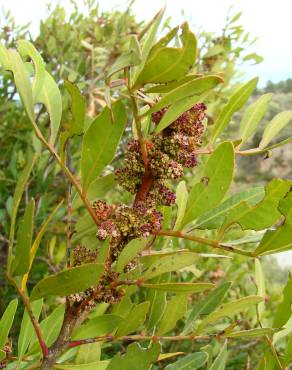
[1,0,292,85]
[1,0,292,268]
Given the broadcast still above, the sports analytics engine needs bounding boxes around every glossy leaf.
[143,282,214,293]
[145,75,223,116]
[72,315,124,340]
[196,296,263,333]
[182,142,234,227]
[11,199,35,276]
[211,77,258,144]
[174,181,188,231]
[133,22,196,88]
[209,341,228,370]
[30,263,104,300]
[183,282,231,335]
[81,101,127,193]
[116,301,150,336]
[64,80,86,135]
[195,187,265,229]
[165,352,208,370]
[116,238,149,273]
[18,299,43,357]
[259,111,292,149]
[0,299,18,348]
[239,93,272,146]
[142,252,199,280]
[108,342,160,370]
[157,294,188,334]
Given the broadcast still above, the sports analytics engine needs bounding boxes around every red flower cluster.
[116,103,206,206]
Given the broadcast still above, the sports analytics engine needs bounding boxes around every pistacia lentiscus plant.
[0,7,292,370]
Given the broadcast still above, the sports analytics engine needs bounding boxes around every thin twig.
[68,333,210,348]
[153,230,253,257]
[6,274,49,357]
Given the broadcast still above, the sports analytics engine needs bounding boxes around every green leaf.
[64,80,86,136]
[11,199,35,276]
[195,187,265,229]
[8,156,36,270]
[72,315,124,340]
[29,304,65,353]
[30,263,104,300]
[165,352,208,370]
[255,259,265,320]
[116,301,150,336]
[211,78,258,144]
[174,181,188,230]
[81,101,127,193]
[196,296,263,333]
[142,251,199,280]
[239,93,272,146]
[221,179,291,232]
[76,342,101,364]
[0,299,18,348]
[209,341,228,370]
[182,142,234,227]
[55,362,109,370]
[18,299,43,357]
[203,45,225,58]
[223,328,278,338]
[28,200,63,273]
[107,35,141,78]
[112,286,136,318]
[132,7,165,83]
[259,111,292,149]
[145,75,223,116]
[146,74,199,93]
[4,48,35,122]
[183,282,231,335]
[143,282,214,293]
[157,294,188,334]
[273,275,292,328]
[154,95,201,133]
[254,191,292,256]
[116,238,149,273]
[37,71,62,145]
[17,39,45,100]
[109,342,160,370]
[147,274,169,330]
[133,22,196,88]
[243,53,264,64]
[73,174,116,209]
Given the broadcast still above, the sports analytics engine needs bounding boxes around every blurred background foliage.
[0,1,291,368]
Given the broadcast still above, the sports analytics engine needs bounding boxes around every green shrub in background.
[0,2,291,369]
